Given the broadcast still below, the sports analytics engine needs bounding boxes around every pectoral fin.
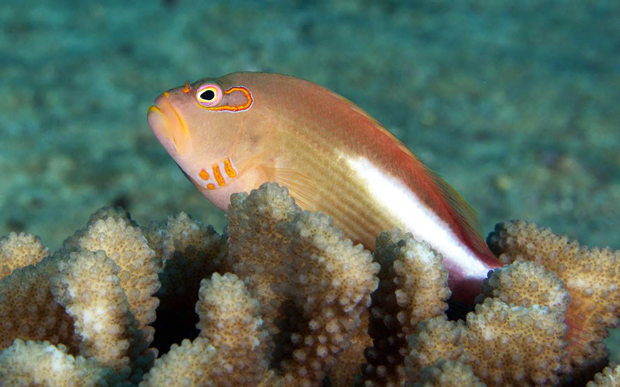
[259,166,319,212]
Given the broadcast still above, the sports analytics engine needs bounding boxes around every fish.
[147,72,502,304]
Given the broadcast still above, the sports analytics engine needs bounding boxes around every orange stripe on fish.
[212,164,225,187]
[207,87,253,112]
[196,85,253,112]
[196,159,238,190]
[224,158,237,178]
[199,169,210,180]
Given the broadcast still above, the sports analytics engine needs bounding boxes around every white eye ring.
[196,83,222,107]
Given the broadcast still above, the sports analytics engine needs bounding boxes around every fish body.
[148,72,501,303]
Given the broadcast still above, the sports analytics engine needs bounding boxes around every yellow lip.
[147,93,189,155]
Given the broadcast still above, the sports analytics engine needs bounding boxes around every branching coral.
[196,273,269,384]
[488,220,620,376]
[359,229,451,386]
[587,364,620,387]
[1,184,619,386]
[413,360,485,387]
[477,260,571,313]
[141,273,272,387]
[405,261,576,386]
[0,254,79,352]
[142,184,379,386]
[143,212,227,351]
[0,232,49,279]
[66,215,161,344]
[51,250,145,377]
[0,339,118,386]
[225,183,379,385]
[225,182,300,337]
[0,209,159,384]
[407,296,568,386]
[281,210,378,384]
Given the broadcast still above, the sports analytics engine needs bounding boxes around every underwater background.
[1,0,619,357]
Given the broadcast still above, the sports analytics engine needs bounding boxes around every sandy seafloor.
[1,0,620,360]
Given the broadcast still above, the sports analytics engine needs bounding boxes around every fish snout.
[147,92,189,156]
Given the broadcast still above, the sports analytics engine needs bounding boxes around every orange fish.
[147,72,501,303]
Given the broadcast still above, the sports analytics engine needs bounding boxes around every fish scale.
[274,114,386,246]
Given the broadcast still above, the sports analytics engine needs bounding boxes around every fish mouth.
[147,92,189,156]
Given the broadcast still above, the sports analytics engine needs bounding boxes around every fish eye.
[200,89,215,101]
[196,83,223,107]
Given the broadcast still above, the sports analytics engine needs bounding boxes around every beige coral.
[141,273,272,387]
[328,321,371,387]
[226,183,379,386]
[138,337,218,387]
[587,364,620,387]
[478,261,571,313]
[2,184,620,386]
[0,253,79,352]
[195,272,269,385]
[487,220,620,370]
[69,216,160,344]
[144,211,227,322]
[225,182,300,337]
[279,210,379,385]
[413,360,486,387]
[360,228,451,386]
[407,297,568,386]
[405,260,573,386]
[128,183,379,386]
[51,250,142,375]
[0,232,49,279]
[0,339,116,387]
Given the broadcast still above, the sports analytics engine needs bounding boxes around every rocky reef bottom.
[0,183,619,386]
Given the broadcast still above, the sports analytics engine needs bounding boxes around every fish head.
[147,73,265,208]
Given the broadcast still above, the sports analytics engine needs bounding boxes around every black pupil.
[200,89,215,101]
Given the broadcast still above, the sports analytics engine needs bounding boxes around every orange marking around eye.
[224,158,237,178]
[199,169,210,180]
[212,164,225,187]
[183,82,191,94]
[207,183,216,190]
[202,86,253,112]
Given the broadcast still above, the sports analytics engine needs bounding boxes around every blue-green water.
[2,1,618,252]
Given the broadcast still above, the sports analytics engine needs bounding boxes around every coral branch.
[488,220,620,373]
[51,250,138,375]
[407,297,567,386]
[144,212,227,352]
[70,217,160,336]
[142,273,271,387]
[0,232,49,279]
[0,254,79,352]
[360,228,450,386]
[279,210,379,385]
[196,273,269,385]
[588,364,620,387]
[0,339,117,386]
[414,360,485,387]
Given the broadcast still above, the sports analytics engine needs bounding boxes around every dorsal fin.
[328,88,424,163]
[426,167,494,260]
[333,89,494,259]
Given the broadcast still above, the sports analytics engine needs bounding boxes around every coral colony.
[0,183,619,386]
